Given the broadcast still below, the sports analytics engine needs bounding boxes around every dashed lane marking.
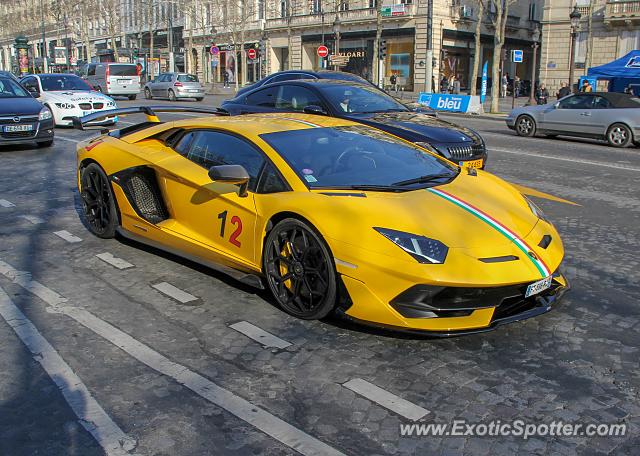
[53,230,82,243]
[229,321,292,349]
[96,253,135,270]
[55,136,82,143]
[0,199,15,208]
[343,378,430,422]
[0,259,346,456]
[152,282,198,304]
[19,214,45,224]
[0,286,138,456]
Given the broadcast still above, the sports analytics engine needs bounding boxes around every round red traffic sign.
[210,45,219,55]
[317,45,329,58]
[247,48,258,60]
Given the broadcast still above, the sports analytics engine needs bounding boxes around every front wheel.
[128,94,137,100]
[515,115,536,137]
[263,218,337,320]
[606,123,632,148]
[195,97,204,102]
[79,163,119,239]
[37,139,53,148]
[168,90,176,102]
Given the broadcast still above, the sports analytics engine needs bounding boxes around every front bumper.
[58,112,117,127]
[175,88,205,98]
[0,119,54,145]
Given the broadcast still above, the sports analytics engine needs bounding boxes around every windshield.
[0,78,30,98]
[260,126,457,190]
[108,65,137,76]
[319,84,409,114]
[40,75,93,92]
[177,74,199,83]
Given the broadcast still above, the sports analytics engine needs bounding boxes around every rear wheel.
[168,90,176,102]
[80,163,118,239]
[515,115,536,137]
[263,218,337,320]
[144,88,152,99]
[195,97,204,102]
[128,94,137,100]
[606,123,632,148]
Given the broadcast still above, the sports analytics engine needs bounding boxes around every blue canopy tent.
[587,50,640,94]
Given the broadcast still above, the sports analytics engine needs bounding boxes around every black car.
[222,79,487,167]
[0,76,54,148]
[236,70,379,98]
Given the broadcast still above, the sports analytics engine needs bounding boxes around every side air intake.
[112,167,169,224]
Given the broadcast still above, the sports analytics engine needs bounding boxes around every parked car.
[84,62,140,99]
[0,75,54,148]
[20,73,117,127]
[507,92,640,148]
[144,73,205,101]
[0,70,20,83]
[236,70,381,98]
[222,79,487,168]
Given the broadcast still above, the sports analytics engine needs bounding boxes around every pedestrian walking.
[514,76,521,98]
[440,76,448,93]
[390,73,398,94]
[451,75,461,94]
[556,81,570,99]
[501,73,508,98]
[536,83,549,105]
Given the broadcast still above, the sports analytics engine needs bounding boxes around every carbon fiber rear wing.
[71,105,228,130]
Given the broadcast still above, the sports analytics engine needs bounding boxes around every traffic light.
[378,40,387,60]
[259,40,266,56]
[133,48,138,59]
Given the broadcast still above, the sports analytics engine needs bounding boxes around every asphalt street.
[0,94,638,455]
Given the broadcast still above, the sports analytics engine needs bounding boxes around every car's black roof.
[573,91,640,108]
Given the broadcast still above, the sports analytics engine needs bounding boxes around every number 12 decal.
[217,210,242,247]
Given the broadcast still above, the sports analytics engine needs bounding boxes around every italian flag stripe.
[427,188,550,279]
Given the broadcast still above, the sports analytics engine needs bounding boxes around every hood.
[0,97,44,116]
[43,91,114,104]
[344,111,479,143]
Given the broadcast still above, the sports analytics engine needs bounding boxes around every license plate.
[461,159,484,168]
[525,276,552,298]
[189,89,200,93]
[117,79,131,84]
[82,111,93,117]
[3,124,33,132]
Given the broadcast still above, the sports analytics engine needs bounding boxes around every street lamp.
[527,25,540,105]
[568,5,581,93]
[332,15,341,71]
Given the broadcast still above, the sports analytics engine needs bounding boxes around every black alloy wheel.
[80,163,118,238]
[263,219,337,320]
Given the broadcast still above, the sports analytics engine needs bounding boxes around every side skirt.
[116,227,265,290]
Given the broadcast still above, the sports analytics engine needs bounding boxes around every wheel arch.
[78,159,122,225]
[606,121,635,141]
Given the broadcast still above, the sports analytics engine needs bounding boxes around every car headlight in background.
[106,101,116,108]
[524,196,549,223]
[39,108,53,120]
[54,102,74,109]
[374,227,448,264]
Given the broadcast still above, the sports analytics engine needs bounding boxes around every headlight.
[106,101,116,107]
[374,227,448,264]
[39,108,52,120]
[524,196,549,223]
[54,102,75,109]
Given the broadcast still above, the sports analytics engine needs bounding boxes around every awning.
[587,51,640,79]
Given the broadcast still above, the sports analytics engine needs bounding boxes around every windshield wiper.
[392,172,457,187]
[318,185,408,192]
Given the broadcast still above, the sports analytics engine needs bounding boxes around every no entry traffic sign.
[210,45,219,55]
[317,45,329,58]
[247,48,258,60]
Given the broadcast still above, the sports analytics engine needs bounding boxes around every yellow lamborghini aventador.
[75,106,569,335]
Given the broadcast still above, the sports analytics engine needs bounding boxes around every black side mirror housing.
[208,164,250,197]
[303,105,327,115]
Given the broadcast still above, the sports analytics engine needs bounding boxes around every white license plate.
[189,89,200,93]
[525,276,552,298]
[117,79,131,84]
[3,124,33,132]
[82,111,93,116]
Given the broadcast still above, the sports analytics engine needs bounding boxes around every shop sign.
[418,93,472,113]
[381,4,406,17]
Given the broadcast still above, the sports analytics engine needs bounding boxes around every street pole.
[425,0,433,93]
[40,0,48,73]
[568,6,582,93]
[512,62,517,110]
[168,0,175,72]
[527,26,540,106]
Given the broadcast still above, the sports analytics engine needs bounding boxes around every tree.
[100,0,122,61]
[488,0,516,113]
[469,0,485,96]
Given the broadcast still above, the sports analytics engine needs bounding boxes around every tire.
[544,134,558,139]
[515,115,536,137]
[195,97,204,102]
[606,123,632,148]
[144,88,152,99]
[128,94,137,100]
[37,139,53,148]
[263,218,337,320]
[79,163,119,239]
[168,90,176,102]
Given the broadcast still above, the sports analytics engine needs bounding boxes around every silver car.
[144,73,205,101]
[506,92,640,148]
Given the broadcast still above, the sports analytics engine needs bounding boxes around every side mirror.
[208,164,250,197]
[26,86,39,97]
[303,105,327,115]
[554,102,560,109]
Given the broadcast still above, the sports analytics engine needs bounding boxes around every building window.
[528,2,537,21]
[338,0,349,11]
[574,31,587,64]
[619,30,640,57]
[258,0,265,19]
[280,0,288,17]
[368,0,376,8]
[311,0,322,14]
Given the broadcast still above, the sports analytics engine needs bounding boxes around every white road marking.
[19,214,45,224]
[96,253,134,270]
[343,378,430,422]
[0,199,15,207]
[229,321,292,349]
[152,282,198,303]
[0,287,137,456]
[489,147,640,172]
[55,136,82,143]
[54,230,82,243]
[0,259,346,456]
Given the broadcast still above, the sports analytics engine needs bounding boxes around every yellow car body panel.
[77,112,568,335]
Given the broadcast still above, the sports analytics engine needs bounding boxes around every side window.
[185,131,266,191]
[558,95,593,109]
[21,77,38,92]
[173,131,195,155]
[245,86,278,108]
[87,64,96,76]
[257,163,289,194]
[275,85,323,111]
[593,96,611,109]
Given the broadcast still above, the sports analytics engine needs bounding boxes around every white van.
[85,63,140,99]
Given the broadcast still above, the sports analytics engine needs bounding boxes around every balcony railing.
[605,0,640,20]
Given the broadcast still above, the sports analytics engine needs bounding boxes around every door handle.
[580,112,592,116]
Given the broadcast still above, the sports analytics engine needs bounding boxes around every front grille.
[93,102,104,109]
[447,143,485,160]
[78,103,92,110]
[0,116,38,125]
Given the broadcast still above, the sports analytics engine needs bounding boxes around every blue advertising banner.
[481,61,488,104]
[578,75,597,91]
[417,93,472,112]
